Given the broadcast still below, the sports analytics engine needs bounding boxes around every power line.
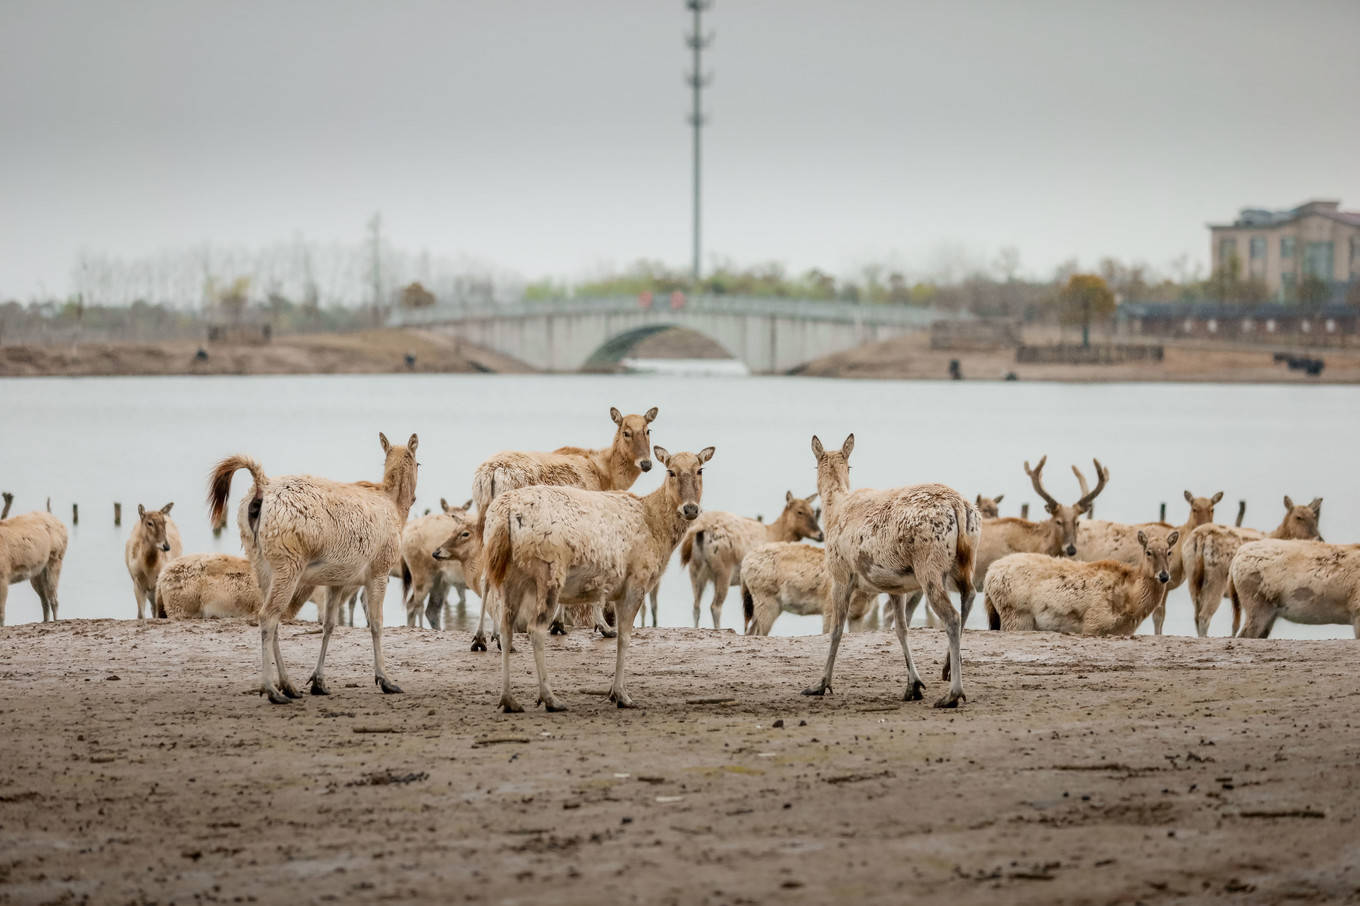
[685,1,713,284]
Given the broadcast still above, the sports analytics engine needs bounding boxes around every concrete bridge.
[389,295,963,373]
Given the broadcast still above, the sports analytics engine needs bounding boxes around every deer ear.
[697,446,715,463]
[644,406,658,423]
[1211,491,1223,504]
[806,492,818,503]
[811,435,824,460]
[137,504,146,518]
[463,499,473,511]
[379,432,391,453]
[994,494,1003,504]
[440,497,451,513]
[1166,530,1180,546]
[1137,530,1148,548]
[1184,490,1193,503]
[1309,497,1323,516]
[161,502,174,515]
[814,507,822,520]
[610,407,623,425]
[786,490,794,505]
[975,494,983,506]
[407,434,419,453]
[652,445,670,466]
[1283,495,1294,510]
[841,434,855,458]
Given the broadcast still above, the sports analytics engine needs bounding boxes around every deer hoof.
[500,695,524,714]
[279,682,304,700]
[265,687,293,705]
[933,691,965,709]
[539,695,569,712]
[549,621,567,636]
[596,625,618,639]
[471,634,488,652]
[376,676,404,695]
[904,681,925,701]
[801,682,831,697]
[309,676,331,696]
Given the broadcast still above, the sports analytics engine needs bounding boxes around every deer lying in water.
[401,497,474,629]
[679,491,823,629]
[0,509,67,625]
[1074,483,1222,634]
[740,542,876,636]
[481,445,713,712]
[1184,496,1323,636]
[986,530,1179,635]
[208,432,418,704]
[470,405,658,649]
[805,434,979,708]
[976,457,1107,629]
[125,502,183,619]
[1232,539,1360,638]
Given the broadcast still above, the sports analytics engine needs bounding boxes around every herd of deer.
[0,404,1355,712]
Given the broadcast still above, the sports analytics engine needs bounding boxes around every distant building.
[1208,200,1360,300]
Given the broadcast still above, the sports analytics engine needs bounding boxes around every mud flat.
[0,619,1357,904]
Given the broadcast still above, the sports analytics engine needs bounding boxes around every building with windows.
[1208,200,1360,301]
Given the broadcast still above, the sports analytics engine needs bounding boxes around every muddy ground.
[1,620,1357,904]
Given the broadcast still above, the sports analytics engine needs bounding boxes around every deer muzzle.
[680,503,700,520]
[638,458,653,472]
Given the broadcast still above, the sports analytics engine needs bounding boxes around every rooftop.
[1209,199,1360,230]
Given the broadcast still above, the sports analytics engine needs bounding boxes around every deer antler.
[1071,464,1090,499]
[1075,458,1109,511]
[1023,456,1060,511]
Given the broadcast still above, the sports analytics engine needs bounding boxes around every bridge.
[389,295,963,373]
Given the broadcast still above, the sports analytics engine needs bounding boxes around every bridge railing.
[388,295,964,328]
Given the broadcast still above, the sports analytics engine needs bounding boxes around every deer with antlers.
[975,456,1107,629]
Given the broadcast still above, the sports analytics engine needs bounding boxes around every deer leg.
[1151,599,1166,636]
[529,567,566,711]
[259,566,302,704]
[363,573,402,694]
[271,623,303,699]
[608,586,645,708]
[926,577,965,708]
[650,585,660,628]
[887,594,925,701]
[33,573,55,622]
[709,565,735,630]
[132,579,146,621]
[308,588,343,695]
[0,580,7,627]
[590,596,617,638]
[405,573,429,628]
[804,577,854,696]
[498,579,523,713]
[957,577,976,629]
[426,575,446,631]
[689,562,706,628]
[472,586,493,651]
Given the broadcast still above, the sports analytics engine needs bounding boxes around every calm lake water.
[1,372,1356,639]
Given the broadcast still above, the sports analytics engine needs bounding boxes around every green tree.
[1058,274,1115,347]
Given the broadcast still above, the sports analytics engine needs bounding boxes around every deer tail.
[207,456,267,533]
[484,505,513,591]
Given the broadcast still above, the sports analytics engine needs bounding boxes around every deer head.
[432,513,479,564]
[810,433,854,502]
[975,493,1004,518]
[655,445,714,521]
[378,432,419,514]
[1280,496,1324,541]
[611,406,658,473]
[1137,529,1179,584]
[781,490,824,542]
[1026,456,1107,557]
[136,502,175,553]
[1182,490,1222,528]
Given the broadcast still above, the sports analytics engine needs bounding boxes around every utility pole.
[685,1,712,286]
[367,212,383,326]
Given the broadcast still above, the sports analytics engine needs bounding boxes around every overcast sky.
[2,0,1358,299]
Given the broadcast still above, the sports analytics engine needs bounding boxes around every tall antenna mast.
[685,1,713,285]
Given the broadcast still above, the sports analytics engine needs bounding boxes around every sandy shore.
[1,619,1357,904]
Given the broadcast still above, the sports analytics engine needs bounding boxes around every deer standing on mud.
[0,509,67,625]
[125,502,183,619]
[480,445,713,712]
[1184,496,1323,636]
[469,406,658,649]
[208,432,418,704]
[975,457,1107,629]
[401,498,474,629]
[679,491,823,629]
[740,542,876,636]
[1074,483,1222,634]
[805,434,979,709]
[985,530,1179,635]
[1231,539,1360,638]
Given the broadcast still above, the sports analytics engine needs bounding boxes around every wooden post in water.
[72,503,78,526]
[114,502,122,526]
[1020,502,1029,519]
[46,497,51,513]
[1235,500,1247,527]
[1158,502,1166,522]
[1,492,12,519]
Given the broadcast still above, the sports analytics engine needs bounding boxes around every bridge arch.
[581,324,739,371]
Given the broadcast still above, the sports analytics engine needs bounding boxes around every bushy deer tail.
[484,506,513,591]
[951,497,977,595]
[741,581,754,632]
[1229,578,1241,636]
[680,529,701,567]
[400,559,413,607]
[207,456,268,533]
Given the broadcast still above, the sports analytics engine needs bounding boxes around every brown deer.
[678,491,823,629]
[125,502,183,619]
[1232,539,1360,638]
[400,497,474,629]
[0,510,67,625]
[974,494,1003,518]
[1184,496,1323,636]
[470,405,658,648]
[1074,484,1222,634]
[480,445,713,712]
[976,457,1108,628]
[805,434,979,708]
[985,530,1179,635]
[207,432,418,704]
[161,553,317,621]
[740,542,876,636]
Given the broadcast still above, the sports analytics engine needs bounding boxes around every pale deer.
[740,542,876,636]
[987,530,1179,635]
[974,494,1003,519]
[976,457,1107,629]
[1184,496,1323,636]
[161,553,317,620]
[207,432,418,704]
[679,491,823,629]
[125,502,183,619]
[1074,485,1222,634]
[1232,539,1360,638]
[470,405,658,648]
[805,434,979,708]
[481,445,713,712]
[400,497,474,629]
[0,510,67,625]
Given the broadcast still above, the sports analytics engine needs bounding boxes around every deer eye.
[697,469,703,475]
[623,431,631,438]
[667,470,675,477]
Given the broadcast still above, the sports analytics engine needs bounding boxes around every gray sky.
[2,0,1358,300]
